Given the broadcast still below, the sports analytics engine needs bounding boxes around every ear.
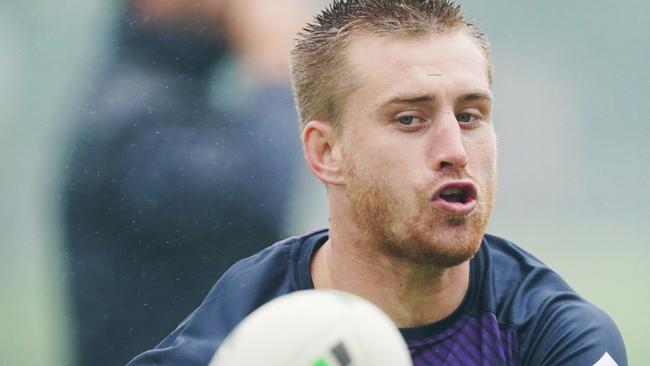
[302,121,345,186]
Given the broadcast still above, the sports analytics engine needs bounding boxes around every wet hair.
[290,0,492,132]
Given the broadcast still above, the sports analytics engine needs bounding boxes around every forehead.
[344,31,490,106]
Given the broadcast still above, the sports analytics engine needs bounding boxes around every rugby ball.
[209,289,413,366]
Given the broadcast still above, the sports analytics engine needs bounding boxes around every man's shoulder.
[479,233,592,319]
[126,229,329,366]
[202,229,327,305]
[477,234,627,365]
[479,233,573,301]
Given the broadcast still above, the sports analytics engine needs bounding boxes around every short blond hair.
[290,0,492,132]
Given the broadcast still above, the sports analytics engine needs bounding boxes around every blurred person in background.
[61,0,309,365]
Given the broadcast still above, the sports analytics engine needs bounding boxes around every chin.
[378,216,486,268]
[419,230,483,267]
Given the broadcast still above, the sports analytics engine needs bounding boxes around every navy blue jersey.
[127,230,627,366]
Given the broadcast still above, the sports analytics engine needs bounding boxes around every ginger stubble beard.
[342,151,496,268]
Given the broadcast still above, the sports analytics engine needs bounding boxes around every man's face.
[338,31,496,267]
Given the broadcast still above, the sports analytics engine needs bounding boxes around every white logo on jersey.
[593,352,619,366]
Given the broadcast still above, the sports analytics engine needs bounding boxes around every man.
[127,1,627,365]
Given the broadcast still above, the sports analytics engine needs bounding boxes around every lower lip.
[432,198,477,215]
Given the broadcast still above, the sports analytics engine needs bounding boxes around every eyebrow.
[384,91,492,106]
[387,95,436,104]
[457,92,492,104]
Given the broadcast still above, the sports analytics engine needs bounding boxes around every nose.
[429,112,468,172]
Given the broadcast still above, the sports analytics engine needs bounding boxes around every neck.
[311,229,470,328]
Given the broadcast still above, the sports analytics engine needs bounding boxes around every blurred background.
[0,0,647,365]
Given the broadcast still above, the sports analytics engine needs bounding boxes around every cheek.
[465,128,497,172]
[344,144,418,200]
[345,131,411,175]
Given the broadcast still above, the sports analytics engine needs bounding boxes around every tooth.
[442,187,462,195]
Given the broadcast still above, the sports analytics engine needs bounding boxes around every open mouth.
[432,182,478,215]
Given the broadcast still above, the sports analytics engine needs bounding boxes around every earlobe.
[302,121,345,186]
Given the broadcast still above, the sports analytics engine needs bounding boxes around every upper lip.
[432,181,478,202]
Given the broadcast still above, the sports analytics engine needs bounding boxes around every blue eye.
[456,113,475,123]
[398,116,416,125]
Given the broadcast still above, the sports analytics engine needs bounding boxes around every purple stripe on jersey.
[408,313,520,366]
